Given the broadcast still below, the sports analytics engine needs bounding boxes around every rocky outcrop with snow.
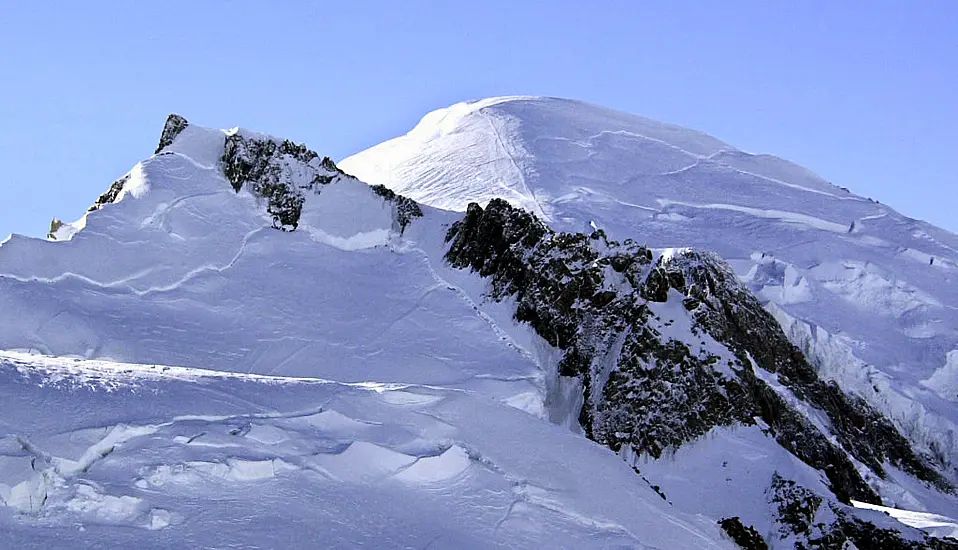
[343,94,958,528]
[443,197,956,548]
[341,98,958,483]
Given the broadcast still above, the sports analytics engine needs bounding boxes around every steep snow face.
[341,96,958,474]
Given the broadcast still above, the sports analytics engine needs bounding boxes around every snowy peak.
[402,96,732,158]
[51,115,424,251]
[340,95,845,225]
[342,95,958,484]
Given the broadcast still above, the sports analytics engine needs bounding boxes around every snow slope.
[0,351,726,549]
[0,126,527,393]
[341,96,958,487]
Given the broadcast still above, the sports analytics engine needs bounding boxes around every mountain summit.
[343,94,958,481]
[1,103,957,548]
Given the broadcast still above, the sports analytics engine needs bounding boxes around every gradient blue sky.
[2,1,955,238]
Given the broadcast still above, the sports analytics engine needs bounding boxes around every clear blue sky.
[1,1,955,238]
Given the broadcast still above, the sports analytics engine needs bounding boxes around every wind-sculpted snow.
[342,95,958,509]
[0,352,729,549]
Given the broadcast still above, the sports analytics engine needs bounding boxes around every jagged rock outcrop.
[369,184,423,234]
[221,134,335,230]
[155,114,189,154]
[652,250,951,493]
[719,517,768,550]
[803,506,958,549]
[88,173,130,212]
[219,132,421,233]
[90,118,425,237]
[47,218,64,240]
[768,473,823,539]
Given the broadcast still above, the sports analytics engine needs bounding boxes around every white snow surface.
[0,124,734,547]
[341,95,958,484]
[853,499,958,540]
[0,351,728,549]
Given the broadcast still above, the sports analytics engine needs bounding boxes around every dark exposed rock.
[768,473,823,538]
[718,517,768,550]
[155,114,189,154]
[88,174,130,212]
[219,131,424,235]
[599,332,751,459]
[220,133,339,231]
[761,476,958,549]
[47,218,64,240]
[652,250,951,494]
[370,184,423,233]
[443,199,888,503]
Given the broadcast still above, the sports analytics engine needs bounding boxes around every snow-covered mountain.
[342,94,958,490]
[0,104,955,548]
[0,116,730,548]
